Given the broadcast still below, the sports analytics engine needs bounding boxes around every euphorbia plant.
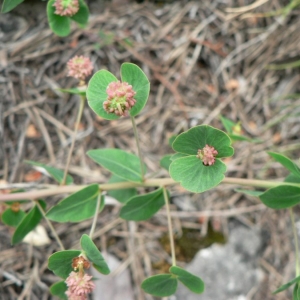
[1,61,300,299]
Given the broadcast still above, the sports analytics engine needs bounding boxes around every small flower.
[53,0,79,17]
[65,271,95,300]
[103,81,136,116]
[197,145,218,166]
[72,256,90,270]
[67,55,93,82]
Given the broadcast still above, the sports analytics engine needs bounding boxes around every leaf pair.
[142,266,204,297]
[87,63,150,120]
[49,234,110,298]
[169,125,234,193]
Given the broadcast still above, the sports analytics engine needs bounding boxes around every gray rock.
[176,226,264,300]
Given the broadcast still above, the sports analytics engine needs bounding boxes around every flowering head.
[67,56,93,83]
[197,144,218,166]
[103,81,136,117]
[53,0,79,17]
[65,256,94,300]
[65,271,95,300]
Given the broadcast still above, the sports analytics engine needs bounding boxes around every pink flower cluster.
[67,56,93,82]
[197,144,218,166]
[103,81,136,116]
[53,0,79,17]
[65,271,95,300]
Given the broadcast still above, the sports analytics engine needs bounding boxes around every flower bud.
[53,0,79,17]
[67,55,93,82]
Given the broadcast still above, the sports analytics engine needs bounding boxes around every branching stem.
[163,187,176,266]
[35,200,65,250]
[89,193,101,239]
[62,95,85,185]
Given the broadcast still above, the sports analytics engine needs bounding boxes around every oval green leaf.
[87,70,119,120]
[259,186,300,209]
[160,154,173,171]
[107,174,137,203]
[169,156,226,193]
[141,274,178,297]
[80,234,110,275]
[12,200,46,245]
[49,281,68,300]
[25,160,73,185]
[120,63,150,117]
[46,184,100,222]
[48,250,81,279]
[47,0,71,37]
[70,0,89,25]
[172,125,234,158]
[268,152,300,179]
[170,266,205,294]
[273,275,300,294]
[1,208,26,227]
[87,148,145,182]
[1,0,23,13]
[120,188,165,221]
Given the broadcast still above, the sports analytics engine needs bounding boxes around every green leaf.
[220,115,236,133]
[1,208,26,227]
[46,184,101,222]
[107,174,137,203]
[141,274,178,297]
[49,281,68,300]
[296,283,300,300]
[120,188,165,221]
[87,70,119,120]
[1,0,23,13]
[169,135,177,147]
[285,174,300,184]
[120,63,150,117]
[170,156,226,193]
[260,186,300,209]
[172,125,234,158]
[25,160,73,185]
[273,275,300,294]
[47,0,71,37]
[268,152,300,179]
[87,148,145,183]
[58,88,86,96]
[160,154,173,171]
[80,234,110,275]
[70,0,89,25]
[170,266,205,294]
[12,200,46,245]
[48,250,81,279]
[234,189,264,197]
[170,153,187,161]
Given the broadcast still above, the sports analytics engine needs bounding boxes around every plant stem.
[62,95,85,185]
[163,187,176,266]
[290,208,300,276]
[2,177,300,202]
[130,116,145,180]
[35,200,65,250]
[89,193,101,239]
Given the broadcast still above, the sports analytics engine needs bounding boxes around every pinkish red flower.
[103,81,136,116]
[197,145,218,166]
[67,56,93,81]
[65,271,95,300]
[53,0,79,17]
